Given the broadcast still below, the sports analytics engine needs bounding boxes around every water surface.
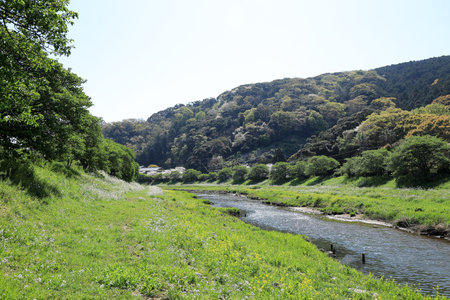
[198,193,450,297]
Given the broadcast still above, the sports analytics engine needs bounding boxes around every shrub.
[305,156,340,176]
[270,162,290,183]
[248,164,269,182]
[217,168,233,182]
[359,149,389,176]
[232,165,248,183]
[388,135,450,186]
[182,169,202,183]
[169,171,182,182]
[207,172,218,182]
[288,161,307,179]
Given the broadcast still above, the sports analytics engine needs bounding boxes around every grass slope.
[0,165,444,298]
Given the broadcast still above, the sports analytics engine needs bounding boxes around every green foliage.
[232,165,248,183]
[0,0,139,183]
[388,135,450,186]
[102,56,450,174]
[182,169,202,183]
[98,139,139,182]
[217,167,233,182]
[270,162,290,183]
[248,164,269,182]
[341,149,389,177]
[289,161,307,179]
[305,156,340,177]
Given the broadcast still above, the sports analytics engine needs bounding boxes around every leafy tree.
[248,164,269,182]
[182,169,201,183]
[339,157,362,177]
[358,149,389,176]
[207,172,218,182]
[288,161,307,179]
[405,115,450,141]
[270,162,290,183]
[432,94,450,106]
[305,156,340,176]
[217,167,233,182]
[232,165,248,183]
[1,0,77,128]
[169,171,182,182]
[388,136,450,185]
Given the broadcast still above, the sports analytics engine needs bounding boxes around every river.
[197,193,450,297]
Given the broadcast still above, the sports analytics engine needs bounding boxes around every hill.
[103,56,450,171]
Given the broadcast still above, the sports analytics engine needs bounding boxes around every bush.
[182,169,202,183]
[207,172,218,182]
[270,162,290,183]
[232,165,248,183]
[358,149,389,176]
[339,149,389,177]
[169,171,182,182]
[388,135,450,186]
[305,156,340,177]
[339,157,362,177]
[248,164,269,182]
[288,161,307,179]
[217,167,233,182]
[198,173,209,182]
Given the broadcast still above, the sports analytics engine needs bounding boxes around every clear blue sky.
[59,0,450,122]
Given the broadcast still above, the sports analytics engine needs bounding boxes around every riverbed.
[198,193,450,297]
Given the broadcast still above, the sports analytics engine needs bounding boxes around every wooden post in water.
[331,244,335,254]
[362,253,366,264]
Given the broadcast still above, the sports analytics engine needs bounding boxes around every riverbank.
[0,164,440,298]
[162,180,450,239]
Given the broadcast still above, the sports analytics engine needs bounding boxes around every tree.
[217,167,233,182]
[358,149,389,176]
[182,169,201,183]
[270,162,290,183]
[1,0,78,128]
[248,164,269,182]
[288,161,307,179]
[232,165,248,183]
[388,135,450,186]
[169,171,182,182]
[305,156,340,176]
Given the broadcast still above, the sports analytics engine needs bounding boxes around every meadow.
[0,164,445,298]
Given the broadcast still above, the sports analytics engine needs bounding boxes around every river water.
[198,193,450,297]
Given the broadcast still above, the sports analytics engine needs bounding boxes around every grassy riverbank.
[162,176,450,237]
[0,165,445,298]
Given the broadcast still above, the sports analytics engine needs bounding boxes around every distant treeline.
[0,1,138,182]
[141,135,449,187]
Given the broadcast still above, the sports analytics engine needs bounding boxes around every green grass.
[163,175,450,230]
[0,164,445,298]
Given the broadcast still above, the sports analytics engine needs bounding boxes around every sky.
[59,0,450,123]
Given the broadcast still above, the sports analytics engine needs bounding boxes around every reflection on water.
[199,193,450,297]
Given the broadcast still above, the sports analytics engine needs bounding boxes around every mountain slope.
[103,56,450,171]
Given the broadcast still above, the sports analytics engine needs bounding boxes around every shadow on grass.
[395,174,450,189]
[50,162,81,178]
[356,176,391,187]
[288,178,309,186]
[11,164,61,200]
[305,176,329,186]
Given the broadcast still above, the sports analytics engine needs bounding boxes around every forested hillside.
[104,56,450,172]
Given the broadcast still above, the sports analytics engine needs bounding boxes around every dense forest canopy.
[103,56,450,172]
